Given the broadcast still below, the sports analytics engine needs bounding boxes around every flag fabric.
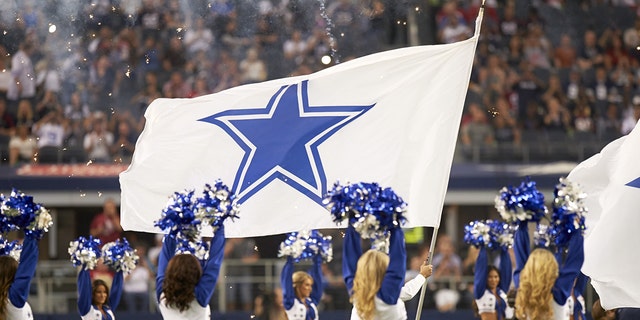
[567,121,640,309]
[120,28,480,238]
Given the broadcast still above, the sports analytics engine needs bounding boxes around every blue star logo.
[626,177,640,189]
[199,80,374,204]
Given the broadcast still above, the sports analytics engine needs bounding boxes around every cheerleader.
[281,254,323,320]
[77,268,123,320]
[473,245,513,320]
[0,236,38,320]
[343,225,406,320]
[156,225,225,319]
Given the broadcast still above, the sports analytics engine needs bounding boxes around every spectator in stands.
[438,8,472,44]
[88,55,116,114]
[123,244,151,312]
[163,35,187,71]
[554,34,577,69]
[83,113,114,163]
[542,74,568,107]
[162,70,191,98]
[326,0,361,58]
[224,237,260,311]
[513,61,545,121]
[542,96,572,133]
[430,234,462,312]
[183,17,215,59]
[219,18,251,60]
[110,119,136,164]
[573,102,595,133]
[156,226,225,318]
[597,103,623,140]
[7,41,36,121]
[9,124,37,166]
[64,92,90,125]
[460,102,495,158]
[239,47,268,85]
[0,98,14,154]
[522,24,552,70]
[621,97,640,135]
[253,288,286,320]
[32,109,67,160]
[90,198,123,245]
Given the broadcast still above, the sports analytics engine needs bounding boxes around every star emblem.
[626,177,640,189]
[200,80,373,204]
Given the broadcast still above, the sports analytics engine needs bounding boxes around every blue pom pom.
[68,236,102,270]
[102,238,139,275]
[323,181,407,242]
[464,220,513,250]
[1,189,52,239]
[196,180,240,231]
[534,223,556,249]
[175,238,210,261]
[0,234,22,261]
[154,190,202,242]
[550,178,587,248]
[495,177,548,224]
[278,230,333,263]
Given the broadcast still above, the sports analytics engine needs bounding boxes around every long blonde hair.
[515,249,559,320]
[292,271,313,300]
[352,250,389,320]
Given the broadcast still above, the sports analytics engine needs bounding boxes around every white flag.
[567,121,640,309]
[120,35,480,237]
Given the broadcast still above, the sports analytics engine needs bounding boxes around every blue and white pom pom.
[278,230,333,263]
[464,220,494,248]
[323,181,407,239]
[0,235,22,261]
[154,190,203,241]
[491,220,514,250]
[551,178,587,248]
[102,238,139,275]
[175,238,210,261]
[534,223,555,249]
[1,189,53,239]
[196,181,240,232]
[495,177,548,224]
[68,236,102,270]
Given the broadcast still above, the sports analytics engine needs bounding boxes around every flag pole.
[414,226,439,320]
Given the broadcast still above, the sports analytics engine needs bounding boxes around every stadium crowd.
[1,0,640,317]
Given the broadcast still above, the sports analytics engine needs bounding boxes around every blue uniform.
[77,268,123,320]
[343,226,407,320]
[473,246,513,320]
[156,227,225,320]
[5,237,37,320]
[281,255,323,320]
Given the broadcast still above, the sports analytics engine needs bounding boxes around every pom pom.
[196,181,240,232]
[323,181,407,244]
[68,236,102,270]
[175,238,210,261]
[102,238,139,275]
[464,220,513,250]
[0,235,22,261]
[0,189,53,238]
[371,233,390,254]
[491,220,514,250]
[495,177,548,224]
[154,190,203,241]
[550,178,587,248]
[278,230,333,263]
[534,223,555,249]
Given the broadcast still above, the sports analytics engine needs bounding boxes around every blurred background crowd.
[1,0,639,317]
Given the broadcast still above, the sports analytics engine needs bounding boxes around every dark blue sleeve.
[376,228,406,305]
[309,255,324,305]
[574,272,588,297]
[552,233,584,305]
[8,236,37,308]
[473,246,488,300]
[281,257,295,310]
[156,235,177,301]
[109,271,123,310]
[498,247,513,294]
[513,221,530,288]
[195,226,226,307]
[342,225,362,295]
[77,268,93,316]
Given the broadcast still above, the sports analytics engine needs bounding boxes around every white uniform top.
[475,289,514,319]
[284,298,319,320]
[158,293,211,320]
[80,305,116,320]
[350,296,407,320]
[4,300,33,320]
[552,297,573,320]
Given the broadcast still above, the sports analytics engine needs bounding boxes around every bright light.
[48,24,57,33]
[321,55,332,65]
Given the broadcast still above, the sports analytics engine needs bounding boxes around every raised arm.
[473,246,488,300]
[552,233,584,305]
[9,236,38,308]
[281,257,296,310]
[342,225,362,295]
[513,222,530,288]
[498,247,513,293]
[155,234,177,301]
[377,228,406,305]
[195,226,226,307]
[77,268,93,316]
[109,271,124,310]
[309,255,324,305]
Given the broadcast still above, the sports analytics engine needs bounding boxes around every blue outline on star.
[627,177,640,189]
[199,80,374,204]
